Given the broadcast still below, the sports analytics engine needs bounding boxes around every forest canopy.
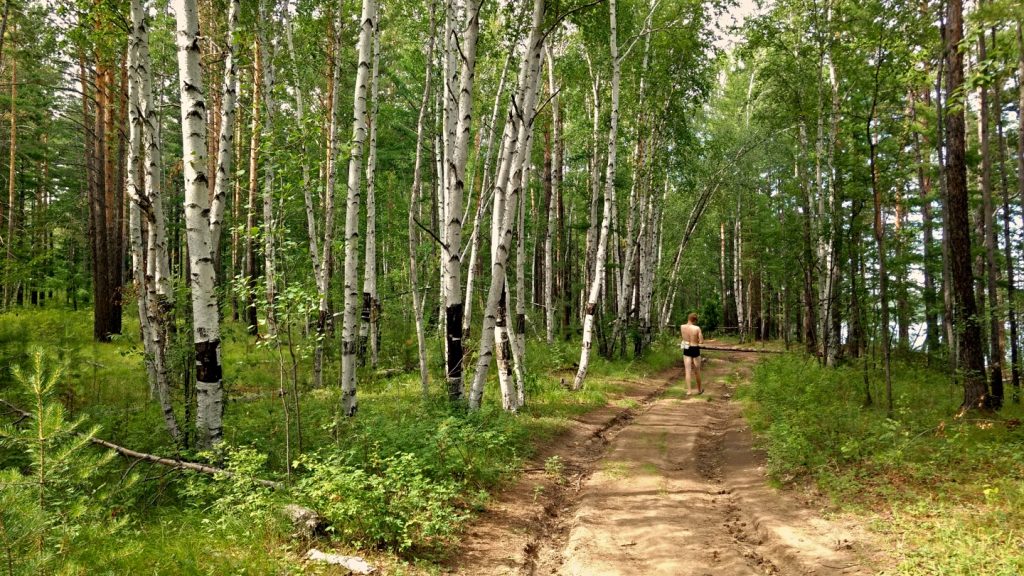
[1,0,1023,571]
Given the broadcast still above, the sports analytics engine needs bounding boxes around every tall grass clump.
[738,354,1024,575]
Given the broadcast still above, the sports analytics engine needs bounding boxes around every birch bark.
[468,0,545,410]
[463,46,513,339]
[209,0,239,256]
[583,69,601,316]
[409,4,436,396]
[978,27,1003,407]
[572,0,619,390]
[258,2,279,338]
[363,22,381,368]
[173,0,223,447]
[1014,20,1024,402]
[312,7,343,387]
[340,0,377,417]
[995,29,1020,402]
[544,44,559,344]
[442,0,481,401]
[138,0,177,440]
[244,48,261,336]
[127,0,155,395]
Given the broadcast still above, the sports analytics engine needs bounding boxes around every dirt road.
[451,350,878,575]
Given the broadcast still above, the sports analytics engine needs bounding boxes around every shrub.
[295,448,466,553]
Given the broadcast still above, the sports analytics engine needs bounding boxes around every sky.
[713,0,769,51]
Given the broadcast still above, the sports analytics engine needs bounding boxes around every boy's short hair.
[688,312,698,323]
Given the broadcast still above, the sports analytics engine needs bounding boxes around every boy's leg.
[684,357,693,394]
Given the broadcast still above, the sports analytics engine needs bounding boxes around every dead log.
[304,549,375,574]
[698,345,785,354]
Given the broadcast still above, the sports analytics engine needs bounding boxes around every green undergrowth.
[0,308,680,574]
[738,353,1024,575]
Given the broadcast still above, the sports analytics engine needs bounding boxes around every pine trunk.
[945,0,987,409]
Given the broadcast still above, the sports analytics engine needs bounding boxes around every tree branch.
[0,398,282,489]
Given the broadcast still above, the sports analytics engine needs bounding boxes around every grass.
[737,353,1024,575]
[0,307,681,574]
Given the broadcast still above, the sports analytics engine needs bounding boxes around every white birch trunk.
[503,55,543,412]
[173,0,223,447]
[544,44,559,344]
[582,58,601,317]
[126,1,156,398]
[468,0,545,410]
[138,0,177,441]
[340,0,377,417]
[258,4,279,338]
[363,22,381,369]
[513,149,530,407]
[734,215,745,341]
[442,0,481,401]
[638,184,656,345]
[462,48,512,339]
[312,8,343,388]
[491,123,514,408]
[209,0,239,256]
[573,0,619,391]
[409,5,436,396]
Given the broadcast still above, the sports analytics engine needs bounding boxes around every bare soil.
[446,349,883,576]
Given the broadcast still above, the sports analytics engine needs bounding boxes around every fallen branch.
[0,398,281,489]
[699,346,786,354]
[305,549,375,574]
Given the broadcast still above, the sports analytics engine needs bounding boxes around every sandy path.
[448,350,879,576]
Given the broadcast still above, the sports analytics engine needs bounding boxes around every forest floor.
[448,349,884,575]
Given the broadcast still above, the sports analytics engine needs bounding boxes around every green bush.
[738,354,1024,574]
[296,448,467,553]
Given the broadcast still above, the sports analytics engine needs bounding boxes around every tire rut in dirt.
[520,370,680,576]
[697,390,782,575]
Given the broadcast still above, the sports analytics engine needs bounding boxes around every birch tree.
[308,8,343,388]
[462,44,513,340]
[209,0,239,256]
[258,1,279,338]
[129,0,180,442]
[173,0,223,447]
[442,0,481,401]
[408,3,436,396]
[362,21,381,368]
[468,0,545,410]
[340,0,377,417]
[544,43,559,344]
[573,0,620,390]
